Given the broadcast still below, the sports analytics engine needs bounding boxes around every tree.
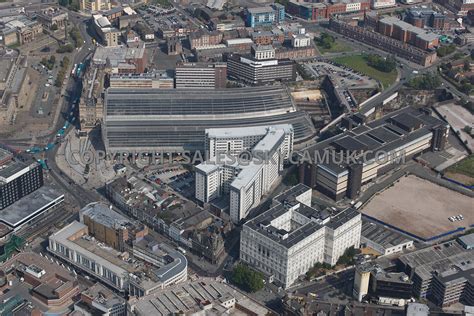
[316,32,335,49]
[407,73,441,90]
[231,264,264,293]
[464,60,471,71]
[366,54,396,73]
[437,45,456,57]
[336,246,357,266]
[51,24,58,31]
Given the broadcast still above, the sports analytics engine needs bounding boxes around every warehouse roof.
[361,220,412,249]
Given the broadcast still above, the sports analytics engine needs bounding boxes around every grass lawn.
[332,54,397,89]
[316,42,353,55]
[446,155,474,179]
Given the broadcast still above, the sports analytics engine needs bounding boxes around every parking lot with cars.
[305,61,378,90]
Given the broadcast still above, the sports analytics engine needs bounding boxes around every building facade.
[175,62,227,89]
[0,161,43,210]
[227,54,296,85]
[299,108,449,201]
[240,184,361,288]
[196,126,292,223]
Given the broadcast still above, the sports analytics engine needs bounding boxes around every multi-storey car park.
[102,86,315,153]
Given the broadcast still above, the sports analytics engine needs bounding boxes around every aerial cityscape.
[0,0,473,314]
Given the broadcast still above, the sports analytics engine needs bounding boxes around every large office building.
[48,221,187,295]
[227,45,296,85]
[299,107,449,201]
[175,62,227,89]
[431,262,473,307]
[240,184,361,288]
[398,238,473,304]
[102,86,315,153]
[48,221,133,292]
[196,125,293,223]
[245,5,284,28]
[0,160,43,210]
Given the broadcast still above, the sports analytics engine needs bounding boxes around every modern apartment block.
[377,17,439,50]
[240,184,361,288]
[196,125,293,223]
[246,5,284,28]
[299,107,449,201]
[0,160,43,210]
[205,124,293,160]
[227,45,296,85]
[329,19,437,66]
[175,62,227,89]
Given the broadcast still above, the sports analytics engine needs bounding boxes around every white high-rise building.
[205,125,293,160]
[196,125,293,223]
[240,184,362,288]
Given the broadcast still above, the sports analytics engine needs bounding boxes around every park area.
[316,41,352,54]
[361,175,473,240]
[445,155,474,186]
[332,54,397,89]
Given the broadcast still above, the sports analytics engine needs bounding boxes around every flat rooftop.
[0,160,30,183]
[50,221,137,276]
[305,107,448,173]
[361,220,412,249]
[92,44,145,66]
[206,124,292,139]
[80,202,132,230]
[361,175,474,240]
[246,184,359,248]
[0,186,64,228]
[399,240,473,281]
[130,278,269,315]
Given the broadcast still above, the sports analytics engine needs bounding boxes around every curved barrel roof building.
[102,86,315,152]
